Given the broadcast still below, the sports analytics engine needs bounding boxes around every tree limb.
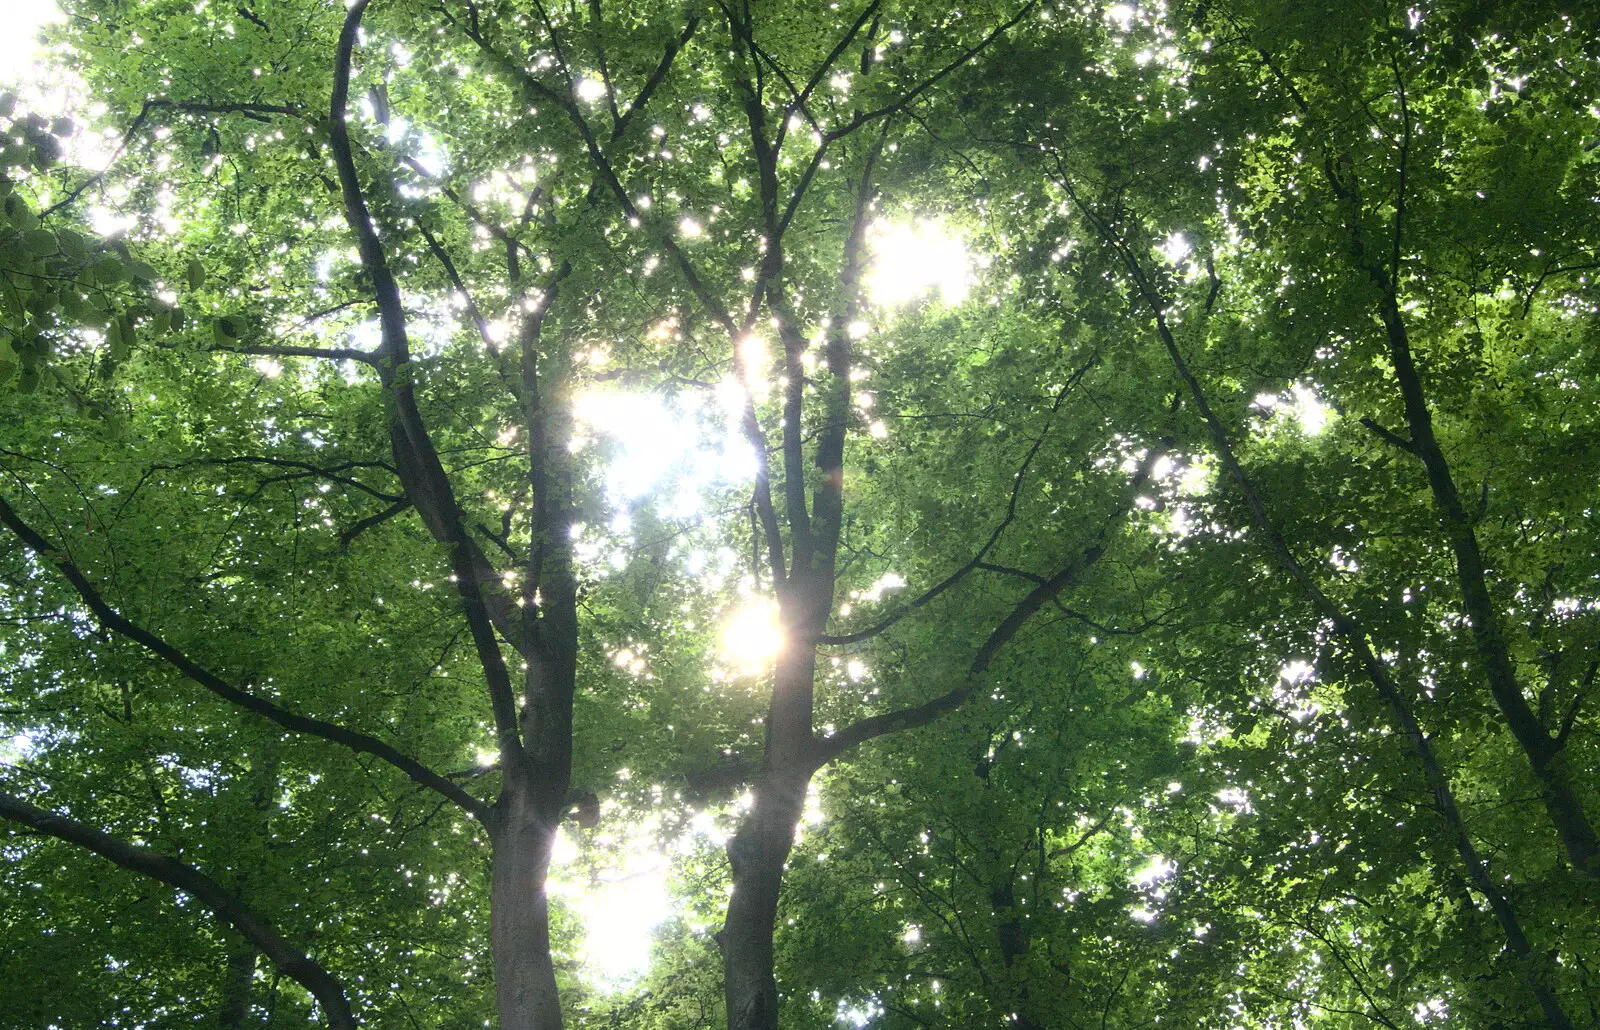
[0,491,489,822]
[810,446,1154,771]
[819,359,1096,645]
[330,0,528,760]
[0,789,356,1029]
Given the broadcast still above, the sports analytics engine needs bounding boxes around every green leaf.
[126,259,160,282]
[91,257,126,285]
[106,319,129,361]
[31,134,62,169]
[56,228,88,260]
[186,259,207,292]
[212,315,242,345]
[5,193,38,230]
[22,228,57,256]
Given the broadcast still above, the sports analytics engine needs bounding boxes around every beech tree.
[3,1,1598,1029]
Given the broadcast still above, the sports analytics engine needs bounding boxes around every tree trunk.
[491,774,564,1030]
[721,768,809,1030]
[1376,294,1600,881]
[991,880,1048,1030]
[721,632,820,1030]
[218,943,257,1028]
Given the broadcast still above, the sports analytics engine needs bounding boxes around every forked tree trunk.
[491,773,565,1030]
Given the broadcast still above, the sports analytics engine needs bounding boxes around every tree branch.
[0,789,356,1029]
[1556,659,1596,751]
[819,359,1096,645]
[1357,417,1415,455]
[0,491,489,822]
[339,499,413,549]
[150,454,404,503]
[41,99,304,219]
[611,16,701,141]
[330,0,528,761]
[212,342,378,365]
[811,443,1155,770]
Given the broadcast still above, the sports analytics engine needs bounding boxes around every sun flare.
[719,597,784,673]
[864,218,973,308]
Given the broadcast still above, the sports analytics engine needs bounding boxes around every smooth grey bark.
[490,772,565,1030]
[329,7,581,1030]
[721,765,810,1030]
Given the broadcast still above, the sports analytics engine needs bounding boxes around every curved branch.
[211,342,378,364]
[775,0,1039,232]
[330,0,527,760]
[0,789,356,1029]
[813,495,1149,772]
[339,499,413,549]
[0,492,489,823]
[811,540,1104,770]
[152,455,404,503]
[611,16,701,141]
[42,99,304,219]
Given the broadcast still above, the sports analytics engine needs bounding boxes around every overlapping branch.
[42,99,305,219]
[1043,139,1575,1026]
[811,449,1157,770]
[820,358,1096,646]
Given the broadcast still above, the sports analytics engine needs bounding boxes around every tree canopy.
[2,0,1598,1028]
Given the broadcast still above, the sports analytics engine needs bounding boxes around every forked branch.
[330,0,527,760]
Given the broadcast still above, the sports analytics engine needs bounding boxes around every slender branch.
[149,455,404,503]
[398,154,537,262]
[42,99,303,218]
[0,491,490,822]
[611,17,701,141]
[339,499,412,549]
[212,342,377,365]
[778,0,1039,236]
[1357,417,1415,455]
[773,2,880,153]
[330,0,527,760]
[1046,807,1117,860]
[810,538,1104,769]
[0,790,356,1029]
[812,448,1157,769]
[819,359,1095,646]
[1556,659,1596,751]
[839,0,1038,140]
[418,224,498,354]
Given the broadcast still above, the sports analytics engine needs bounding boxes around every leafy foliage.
[2,1,1598,1029]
